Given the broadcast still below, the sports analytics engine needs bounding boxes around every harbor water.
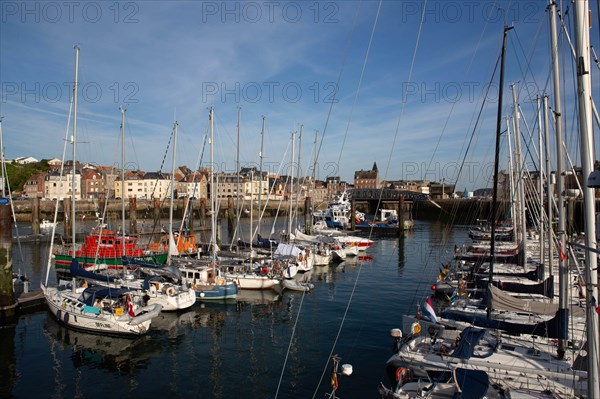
[1,218,467,398]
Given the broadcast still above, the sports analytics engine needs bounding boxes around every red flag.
[559,243,567,261]
[126,295,135,317]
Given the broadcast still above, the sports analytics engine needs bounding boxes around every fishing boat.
[53,228,168,274]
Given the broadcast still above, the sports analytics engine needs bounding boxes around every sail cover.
[275,243,302,257]
[488,284,585,318]
[453,368,492,399]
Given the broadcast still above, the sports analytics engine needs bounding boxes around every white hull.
[43,285,157,336]
[114,277,196,312]
[296,254,313,272]
[332,249,346,261]
[144,285,196,311]
[224,272,281,290]
[388,330,587,397]
[343,245,359,257]
[282,264,298,278]
[312,253,332,266]
[282,278,314,292]
[336,236,374,251]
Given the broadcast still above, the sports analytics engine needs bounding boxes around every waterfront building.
[44,169,81,200]
[354,162,380,189]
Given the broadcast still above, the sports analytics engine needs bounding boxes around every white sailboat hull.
[224,272,281,290]
[43,286,155,336]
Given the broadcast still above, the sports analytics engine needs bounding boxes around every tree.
[4,160,50,194]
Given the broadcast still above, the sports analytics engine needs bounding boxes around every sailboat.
[382,16,596,396]
[41,46,162,335]
[174,107,238,300]
[75,111,195,312]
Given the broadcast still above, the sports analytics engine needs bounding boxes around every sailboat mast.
[548,0,568,358]
[288,131,295,239]
[295,124,303,231]
[488,26,511,319]
[537,96,545,271]
[120,107,126,257]
[310,129,318,233]
[573,1,600,394]
[506,117,516,231]
[257,116,265,235]
[167,121,178,265]
[250,170,253,255]
[542,95,554,281]
[236,107,241,235]
[71,45,79,251]
[510,84,527,267]
[210,107,216,264]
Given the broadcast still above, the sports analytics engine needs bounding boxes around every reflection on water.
[7,219,466,398]
[0,325,16,398]
[44,316,157,374]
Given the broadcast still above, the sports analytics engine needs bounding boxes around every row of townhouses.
[13,158,446,202]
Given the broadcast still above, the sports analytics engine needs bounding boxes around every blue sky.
[1,1,597,190]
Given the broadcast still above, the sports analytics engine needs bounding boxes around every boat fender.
[411,321,421,335]
[57,309,62,320]
[63,312,69,324]
[395,367,409,383]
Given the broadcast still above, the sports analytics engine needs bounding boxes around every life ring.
[395,367,409,383]
[166,286,176,296]
[411,321,421,335]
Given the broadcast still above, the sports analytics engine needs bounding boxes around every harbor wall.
[413,198,589,231]
[10,197,592,232]
[9,198,319,223]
